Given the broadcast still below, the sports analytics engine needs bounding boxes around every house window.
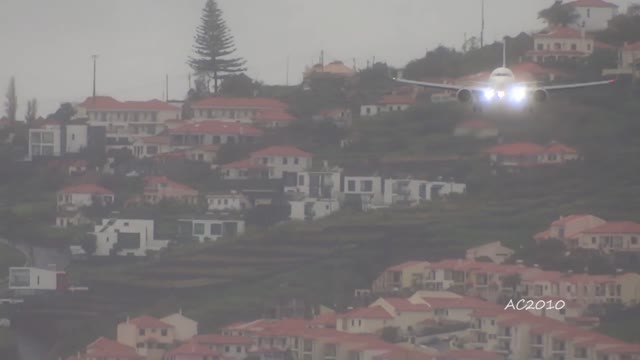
[587,8,591,18]
[587,43,592,51]
[210,223,222,235]
[283,157,288,165]
[137,342,144,348]
[294,157,299,165]
[236,346,242,353]
[303,339,313,352]
[592,237,596,244]
[298,175,305,186]
[631,237,638,245]
[537,44,543,51]
[571,43,577,51]
[554,43,562,50]
[194,223,205,235]
[225,346,230,352]
[139,329,145,336]
[347,180,356,192]
[360,180,373,192]
[161,329,167,336]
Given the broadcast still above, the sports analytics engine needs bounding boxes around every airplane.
[393,39,615,111]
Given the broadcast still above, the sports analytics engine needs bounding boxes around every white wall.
[65,125,89,153]
[93,219,166,257]
[29,127,62,158]
[290,199,340,221]
[185,219,246,243]
[572,6,617,31]
[251,155,312,179]
[9,267,59,290]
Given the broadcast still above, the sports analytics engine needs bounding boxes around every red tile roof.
[60,184,113,195]
[192,97,287,109]
[380,298,432,312]
[306,61,355,77]
[251,146,311,158]
[623,41,640,51]
[535,26,592,40]
[144,176,197,193]
[309,311,338,326]
[342,306,393,319]
[171,120,263,136]
[486,143,546,156]
[546,142,578,154]
[581,221,640,234]
[167,342,219,356]
[194,334,253,345]
[86,337,142,359]
[566,0,618,8]
[551,214,592,226]
[386,260,429,272]
[377,95,415,105]
[255,109,296,123]
[128,315,172,329]
[79,96,178,111]
[221,158,268,169]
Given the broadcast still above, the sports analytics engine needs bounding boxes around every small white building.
[178,216,246,243]
[9,267,65,292]
[343,176,385,210]
[284,168,342,200]
[289,198,340,221]
[360,95,415,117]
[205,191,251,212]
[566,0,619,32]
[91,218,168,257]
[132,135,172,159]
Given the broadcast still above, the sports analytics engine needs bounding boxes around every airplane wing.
[538,79,615,92]
[393,78,486,92]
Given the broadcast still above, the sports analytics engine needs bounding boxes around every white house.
[249,146,312,179]
[284,168,342,200]
[191,97,288,122]
[566,0,619,31]
[527,26,596,64]
[169,120,263,148]
[342,176,385,210]
[289,197,340,221]
[57,184,115,209]
[206,191,251,212]
[161,311,198,342]
[382,179,433,206]
[91,218,168,257]
[178,216,246,243]
[131,135,172,159]
[28,122,93,159]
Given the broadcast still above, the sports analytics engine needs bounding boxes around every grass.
[0,242,25,277]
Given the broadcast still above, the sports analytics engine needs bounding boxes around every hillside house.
[284,168,342,200]
[80,96,180,149]
[487,142,579,167]
[165,342,219,360]
[206,191,251,212]
[465,241,515,264]
[55,207,91,228]
[249,146,312,180]
[57,184,115,209]
[220,159,270,180]
[28,122,103,159]
[603,41,640,80]
[382,179,465,206]
[342,175,385,210]
[527,26,596,64]
[191,97,289,123]
[360,94,415,117]
[142,176,199,205]
[254,108,297,128]
[336,306,394,334]
[177,215,245,243]
[453,120,499,139]
[312,107,353,127]
[132,135,171,159]
[289,196,340,221]
[372,261,430,293]
[577,221,640,253]
[161,311,199,342]
[117,315,176,360]
[534,214,607,248]
[185,144,220,164]
[193,334,253,360]
[169,120,263,147]
[90,218,168,257]
[566,0,619,31]
[65,337,143,360]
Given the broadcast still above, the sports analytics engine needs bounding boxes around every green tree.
[538,1,580,27]
[4,77,17,122]
[50,103,77,122]
[594,13,640,45]
[25,98,37,124]
[220,73,259,97]
[188,0,246,93]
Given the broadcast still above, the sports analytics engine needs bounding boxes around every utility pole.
[480,0,485,48]
[165,74,169,101]
[320,50,324,71]
[286,56,290,86]
[91,54,98,104]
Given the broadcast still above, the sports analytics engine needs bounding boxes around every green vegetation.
[0,242,25,277]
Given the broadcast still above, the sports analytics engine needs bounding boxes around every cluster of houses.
[486,142,579,168]
[535,214,640,254]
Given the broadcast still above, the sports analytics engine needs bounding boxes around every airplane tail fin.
[502,37,507,68]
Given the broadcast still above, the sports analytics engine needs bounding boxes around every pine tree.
[4,77,17,122]
[26,98,38,124]
[188,0,246,94]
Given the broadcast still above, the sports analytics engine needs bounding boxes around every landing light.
[484,89,495,101]
[497,91,506,99]
[510,87,527,103]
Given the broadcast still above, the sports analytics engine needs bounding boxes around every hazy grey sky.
[0,0,633,117]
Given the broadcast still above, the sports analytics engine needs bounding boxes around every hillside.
[56,91,640,353]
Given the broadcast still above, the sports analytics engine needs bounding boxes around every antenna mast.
[480,0,485,48]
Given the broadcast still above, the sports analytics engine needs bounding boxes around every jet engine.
[456,89,473,103]
[533,89,549,103]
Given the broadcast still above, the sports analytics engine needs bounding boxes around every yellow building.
[372,261,430,293]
